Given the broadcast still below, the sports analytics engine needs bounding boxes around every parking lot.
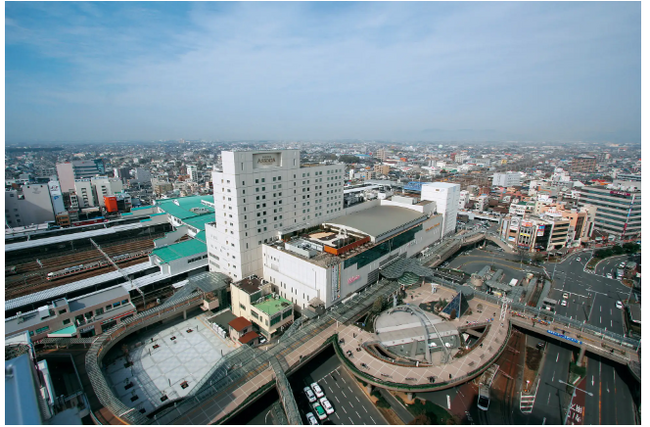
[289,348,386,425]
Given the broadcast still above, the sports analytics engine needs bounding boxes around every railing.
[270,356,301,425]
[85,291,204,425]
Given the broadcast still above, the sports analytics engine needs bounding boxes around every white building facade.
[492,172,521,187]
[206,150,346,280]
[262,200,443,311]
[421,182,460,237]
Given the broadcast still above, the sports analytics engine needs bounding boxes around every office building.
[421,182,460,237]
[492,172,521,187]
[616,173,641,183]
[187,165,199,182]
[579,183,641,238]
[570,156,597,174]
[5,184,56,228]
[206,150,345,280]
[134,167,152,183]
[91,177,124,207]
[56,159,105,192]
[113,167,131,183]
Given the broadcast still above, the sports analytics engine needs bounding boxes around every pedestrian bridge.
[509,316,640,379]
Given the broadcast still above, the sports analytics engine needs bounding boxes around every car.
[561,300,567,307]
[319,397,335,415]
[562,293,569,299]
[306,412,319,425]
[616,301,624,309]
[311,382,325,398]
[304,386,317,403]
[312,403,328,420]
[536,341,546,350]
[606,273,613,279]
[576,257,581,262]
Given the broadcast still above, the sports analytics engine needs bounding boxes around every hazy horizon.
[6,2,641,143]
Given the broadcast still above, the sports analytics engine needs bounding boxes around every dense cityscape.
[5,139,641,425]
[5,1,642,426]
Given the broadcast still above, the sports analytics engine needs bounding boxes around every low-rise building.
[5,286,135,341]
[230,276,294,340]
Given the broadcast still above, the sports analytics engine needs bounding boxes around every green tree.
[372,296,384,314]
[339,155,361,164]
[612,245,625,255]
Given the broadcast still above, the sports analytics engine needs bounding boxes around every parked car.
[616,301,624,310]
[312,403,328,420]
[606,273,613,279]
[561,300,567,307]
[311,382,325,398]
[563,293,569,299]
[304,386,317,403]
[320,397,335,415]
[306,412,319,425]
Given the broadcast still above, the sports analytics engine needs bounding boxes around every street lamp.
[558,379,593,425]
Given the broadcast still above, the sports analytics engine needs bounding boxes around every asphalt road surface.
[289,349,385,425]
[583,354,638,425]
[548,252,631,335]
[528,339,573,425]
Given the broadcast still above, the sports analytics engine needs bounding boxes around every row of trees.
[594,243,640,259]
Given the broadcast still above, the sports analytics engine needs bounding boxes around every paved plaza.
[103,313,237,415]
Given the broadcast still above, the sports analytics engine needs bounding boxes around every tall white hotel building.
[206,150,346,280]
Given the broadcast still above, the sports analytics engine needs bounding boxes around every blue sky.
[5,2,641,143]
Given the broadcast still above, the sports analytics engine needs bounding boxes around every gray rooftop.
[5,223,143,252]
[324,206,427,241]
[68,286,129,313]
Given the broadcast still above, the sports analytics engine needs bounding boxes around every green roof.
[253,295,293,317]
[151,239,207,263]
[195,231,207,242]
[182,214,214,231]
[49,324,77,337]
[155,195,215,220]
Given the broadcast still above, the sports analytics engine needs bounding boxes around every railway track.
[5,257,152,300]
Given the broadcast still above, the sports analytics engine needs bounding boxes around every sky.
[5,2,642,143]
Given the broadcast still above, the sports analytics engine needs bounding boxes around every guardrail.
[334,323,512,393]
[85,292,205,425]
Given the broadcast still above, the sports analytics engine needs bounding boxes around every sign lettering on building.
[331,264,341,301]
[347,275,361,284]
[253,153,281,169]
[610,191,631,197]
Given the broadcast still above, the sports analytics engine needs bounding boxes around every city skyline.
[6,2,641,143]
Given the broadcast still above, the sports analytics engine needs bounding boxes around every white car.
[319,397,335,415]
[576,257,581,262]
[561,300,567,307]
[304,386,317,403]
[306,412,319,425]
[606,273,613,279]
[311,382,325,398]
[563,293,569,299]
[616,301,624,309]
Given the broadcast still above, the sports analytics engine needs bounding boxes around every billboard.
[48,180,66,214]
[537,225,546,237]
[253,152,281,169]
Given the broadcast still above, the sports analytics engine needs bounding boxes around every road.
[528,338,573,425]
[583,354,638,425]
[288,349,385,425]
[548,252,631,335]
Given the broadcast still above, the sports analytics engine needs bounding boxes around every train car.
[71,217,107,227]
[46,249,152,281]
[47,260,108,281]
